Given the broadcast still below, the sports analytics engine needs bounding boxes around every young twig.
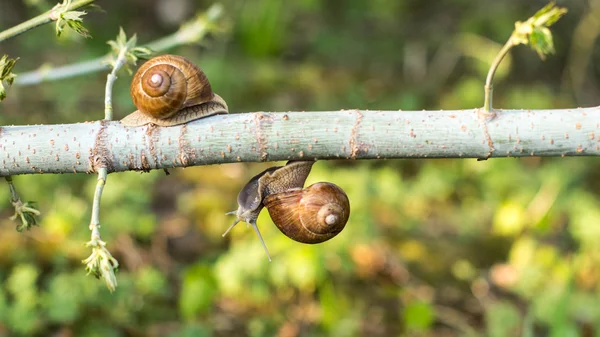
[5,176,40,232]
[82,167,119,292]
[14,3,224,87]
[0,0,96,42]
[103,53,124,120]
[103,28,150,120]
[483,40,515,113]
[483,2,567,113]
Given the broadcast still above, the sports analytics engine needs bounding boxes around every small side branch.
[482,3,567,112]
[5,176,41,231]
[0,0,95,42]
[483,39,515,113]
[104,29,135,120]
[104,52,126,120]
[82,168,119,291]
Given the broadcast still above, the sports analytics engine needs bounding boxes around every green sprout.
[51,0,92,38]
[106,28,153,75]
[10,200,41,232]
[511,2,568,59]
[484,2,567,112]
[0,55,19,101]
[82,235,120,292]
[6,176,41,231]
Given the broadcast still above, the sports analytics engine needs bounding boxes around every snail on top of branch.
[121,54,228,127]
[224,161,351,261]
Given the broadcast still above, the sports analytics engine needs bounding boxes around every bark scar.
[477,108,496,160]
[177,124,194,166]
[146,124,160,169]
[349,109,363,159]
[90,120,113,172]
[254,113,269,161]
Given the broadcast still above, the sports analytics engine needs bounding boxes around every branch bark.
[1,107,599,177]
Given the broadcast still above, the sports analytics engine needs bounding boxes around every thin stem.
[104,50,127,120]
[14,4,223,87]
[89,167,107,232]
[5,176,18,202]
[0,0,95,43]
[483,37,516,112]
[84,167,119,291]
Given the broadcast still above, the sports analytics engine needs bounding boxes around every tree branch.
[1,107,598,177]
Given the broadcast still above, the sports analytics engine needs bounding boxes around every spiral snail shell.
[121,55,228,127]
[264,182,349,244]
[224,161,350,260]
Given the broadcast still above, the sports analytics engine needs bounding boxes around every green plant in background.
[51,0,92,38]
[6,176,40,232]
[0,55,18,101]
[0,0,96,42]
[0,0,599,336]
[0,1,224,292]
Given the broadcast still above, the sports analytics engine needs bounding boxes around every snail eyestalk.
[223,212,272,261]
[250,220,272,261]
[221,214,239,237]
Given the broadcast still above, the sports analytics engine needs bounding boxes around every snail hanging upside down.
[121,54,228,127]
[225,161,351,260]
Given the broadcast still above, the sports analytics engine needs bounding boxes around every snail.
[224,161,350,260]
[121,54,228,127]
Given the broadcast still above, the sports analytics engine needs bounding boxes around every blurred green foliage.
[1,0,600,336]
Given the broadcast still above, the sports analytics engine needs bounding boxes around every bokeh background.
[1,0,600,336]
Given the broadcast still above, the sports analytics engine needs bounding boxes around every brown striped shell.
[121,55,228,127]
[264,182,350,244]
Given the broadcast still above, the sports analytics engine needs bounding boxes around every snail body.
[224,161,350,260]
[121,55,228,127]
